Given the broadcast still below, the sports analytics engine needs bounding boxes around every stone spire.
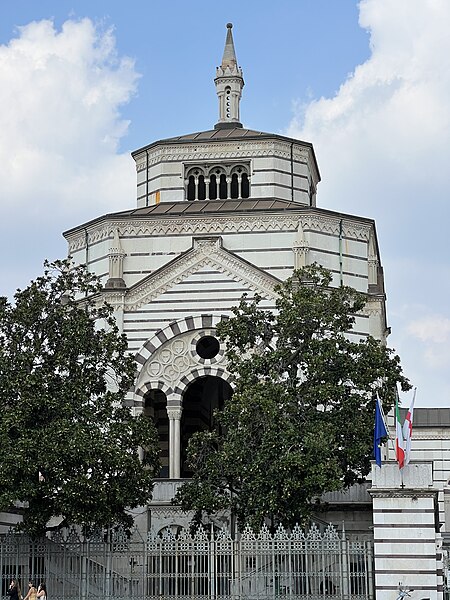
[214,23,244,129]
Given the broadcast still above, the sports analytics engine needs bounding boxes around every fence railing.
[0,523,374,600]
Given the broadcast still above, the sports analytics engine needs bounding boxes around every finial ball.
[226,23,233,29]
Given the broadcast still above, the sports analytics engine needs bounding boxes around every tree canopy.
[0,260,159,536]
[175,264,410,529]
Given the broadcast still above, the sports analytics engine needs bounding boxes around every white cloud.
[0,18,139,296]
[0,18,139,216]
[408,316,450,345]
[288,0,450,228]
[404,315,450,371]
[287,0,450,404]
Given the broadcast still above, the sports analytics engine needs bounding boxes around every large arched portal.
[181,375,233,478]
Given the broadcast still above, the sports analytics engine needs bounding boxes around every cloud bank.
[287,0,450,405]
[0,18,139,294]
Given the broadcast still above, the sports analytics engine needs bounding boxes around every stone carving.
[166,407,182,420]
[122,236,281,312]
[136,328,226,393]
[66,214,299,252]
[149,506,195,519]
[66,212,372,254]
[361,297,383,317]
[293,222,309,269]
[105,229,126,289]
[133,140,313,171]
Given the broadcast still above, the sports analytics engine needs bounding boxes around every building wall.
[133,137,318,207]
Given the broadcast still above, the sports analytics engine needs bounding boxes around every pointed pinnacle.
[221,23,237,68]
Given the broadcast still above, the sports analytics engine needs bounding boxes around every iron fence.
[0,523,373,600]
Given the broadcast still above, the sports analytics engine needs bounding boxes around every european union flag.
[374,396,388,467]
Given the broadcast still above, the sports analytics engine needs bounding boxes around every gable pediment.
[114,236,281,311]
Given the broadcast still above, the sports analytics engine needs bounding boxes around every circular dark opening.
[196,336,220,359]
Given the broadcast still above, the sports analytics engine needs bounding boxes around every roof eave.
[63,202,375,239]
[130,130,321,182]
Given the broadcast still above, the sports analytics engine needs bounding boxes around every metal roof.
[131,127,316,157]
[159,127,269,142]
[119,198,303,218]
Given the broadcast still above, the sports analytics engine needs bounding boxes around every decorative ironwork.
[0,523,373,600]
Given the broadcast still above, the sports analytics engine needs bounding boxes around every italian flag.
[402,390,416,467]
[395,395,405,469]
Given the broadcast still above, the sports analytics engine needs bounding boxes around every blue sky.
[0,1,370,146]
[1,1,449,407]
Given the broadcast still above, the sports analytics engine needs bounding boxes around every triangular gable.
[117,236,281,311]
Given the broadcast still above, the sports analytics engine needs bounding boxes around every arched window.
[230,173,239,199]
[209,174,217,200]
[219,174,227,199]
[241,172,249,198]
[225,86,231,120]
[185,163,250,201]
[187,175,195,201]
[198,175,206,200]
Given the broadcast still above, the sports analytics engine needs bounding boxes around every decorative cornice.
[361,297,383,317]
[148,506,194,517]
[67,213,372,254]
[134,140,312,171]
[369,488,438,499]
[302,214,371,240]
[411,430,450,440]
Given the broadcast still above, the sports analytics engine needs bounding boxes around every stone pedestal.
[370,462,443,600]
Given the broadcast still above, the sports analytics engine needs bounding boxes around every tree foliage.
[0,260,159,536]
[175,265,410,529]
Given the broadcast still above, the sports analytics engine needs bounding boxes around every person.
[23,582,37,600]
[6,579,21,600]
[36,584,46,600]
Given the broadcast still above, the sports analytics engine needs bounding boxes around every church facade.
[63,25,388,532]
[62,25,450,598]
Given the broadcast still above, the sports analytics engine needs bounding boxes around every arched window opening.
[187,175,195,201]
[181,376,233,478]
[219,174,227,200]
[185,164,249,201]
[198,175,206,200]
[209,174,217,200]
[230,173,239,199]
[241,173,250,198]
[144,389,169,478]
[225,87,231,120]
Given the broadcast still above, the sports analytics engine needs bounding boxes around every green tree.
[175,265,410,529]
[0,260,159,536]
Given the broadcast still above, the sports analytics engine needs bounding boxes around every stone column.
[226,176,231,199]
[194,175,199,200]
[167,407,182,479]
[369,462,443,600]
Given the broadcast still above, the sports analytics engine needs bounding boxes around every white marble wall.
[371,462,443,600]
[133,137,318,207]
